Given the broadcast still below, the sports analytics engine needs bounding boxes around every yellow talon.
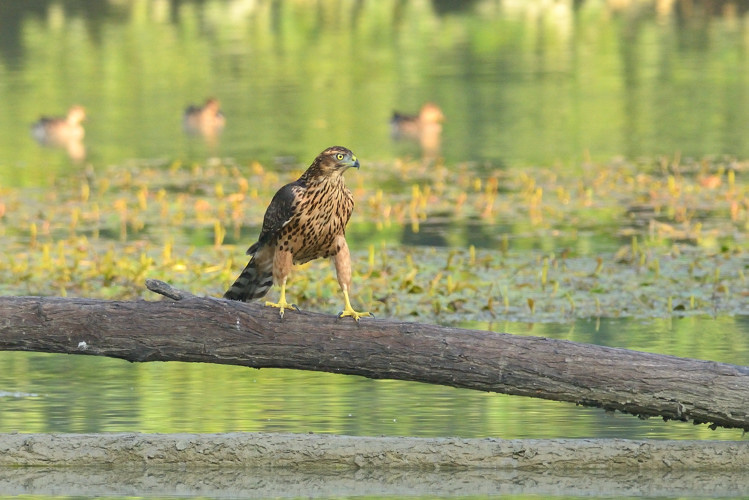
[338,289,373,322]
[265,280,298,319]
[338,308,374,322]
[264,299,299,319]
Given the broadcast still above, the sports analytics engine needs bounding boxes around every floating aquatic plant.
[0,155,746,323]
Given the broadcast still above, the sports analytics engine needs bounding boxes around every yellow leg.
[338,286,373,322]
[265,278,298,319]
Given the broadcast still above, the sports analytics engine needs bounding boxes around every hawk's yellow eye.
[336,153,344,160]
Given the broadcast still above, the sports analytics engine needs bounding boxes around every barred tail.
[223,256,274,301]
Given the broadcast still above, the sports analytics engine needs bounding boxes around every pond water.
[1,1,748,499]
[1,315,748,497]
[2,0,749,184]
[1,316,746,441]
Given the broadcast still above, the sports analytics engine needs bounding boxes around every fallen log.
[0,280,747,431]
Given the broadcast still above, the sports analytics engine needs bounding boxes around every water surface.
[0,2,747,498]
[1,316,745,441]
[2,0,749,185]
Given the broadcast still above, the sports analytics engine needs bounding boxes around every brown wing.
[247,179,305,255]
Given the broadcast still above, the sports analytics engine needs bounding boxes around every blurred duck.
[31,105,86,161]
[390,102,445,160]
[183,98,225,143]
[31,105,86,144]
[390,102,445,138]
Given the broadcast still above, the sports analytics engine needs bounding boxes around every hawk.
[224,146,372,322]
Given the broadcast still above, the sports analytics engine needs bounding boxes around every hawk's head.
[309,146,360,178]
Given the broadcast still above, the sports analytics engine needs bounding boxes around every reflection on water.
[2,1,749,185]
[0,3,747,497]
[1,317,746,441]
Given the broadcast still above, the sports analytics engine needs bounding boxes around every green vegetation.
[1,155,746,324]
[1,0,748,442]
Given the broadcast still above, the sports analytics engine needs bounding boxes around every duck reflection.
[31,105,86,161]
[183,98,225,146]
[390,102,445,160]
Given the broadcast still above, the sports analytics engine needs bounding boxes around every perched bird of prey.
[224,146,372,322]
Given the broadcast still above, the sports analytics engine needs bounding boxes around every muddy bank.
[1,433,748,497]
[0,432,746,470]
[2,466,749,498]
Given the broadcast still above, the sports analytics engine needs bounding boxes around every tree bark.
[0,281,747,431]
